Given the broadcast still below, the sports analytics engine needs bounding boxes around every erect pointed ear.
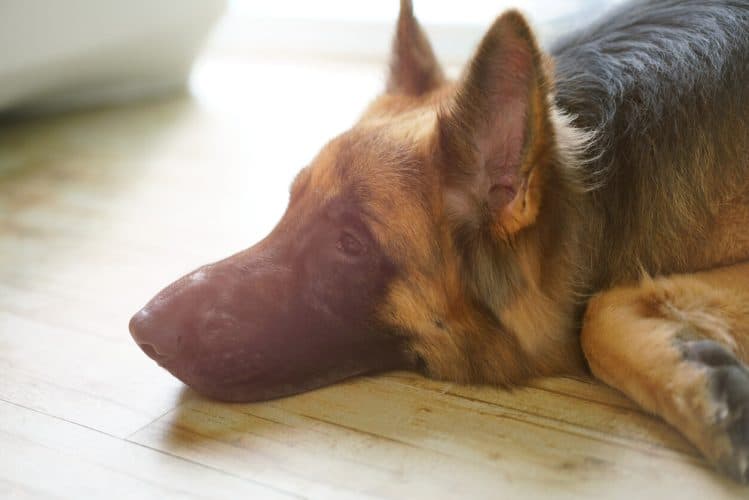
[387,0,445,96]
[439,11,555,236]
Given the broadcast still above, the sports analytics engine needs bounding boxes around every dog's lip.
[172,355,408,403]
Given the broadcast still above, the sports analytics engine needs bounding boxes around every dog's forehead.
[358,99,439,144]
[292,114,440,261]
[299,93,441,193]
[304,116,435,201]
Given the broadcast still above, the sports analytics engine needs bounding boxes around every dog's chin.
[152,351,403,403]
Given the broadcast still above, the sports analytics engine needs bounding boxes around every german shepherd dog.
[130,0,749,482]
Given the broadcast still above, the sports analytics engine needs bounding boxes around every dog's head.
[130,0,588,402]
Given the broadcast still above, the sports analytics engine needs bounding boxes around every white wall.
[214,0,627,63]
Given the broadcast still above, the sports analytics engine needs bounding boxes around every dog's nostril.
[138,342,170,362]
[130,307,181,361]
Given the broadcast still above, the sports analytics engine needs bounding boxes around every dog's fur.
[309,0,749,480]
[131,0,749,482]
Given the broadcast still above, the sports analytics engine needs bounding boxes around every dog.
[130,0,749,482]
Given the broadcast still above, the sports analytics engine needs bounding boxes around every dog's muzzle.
[129,245,413,402]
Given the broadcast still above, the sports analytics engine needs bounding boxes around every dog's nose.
[129,306,180,362]
[129,266,221,363]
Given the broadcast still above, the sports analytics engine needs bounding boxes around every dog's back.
[552,0,749,289]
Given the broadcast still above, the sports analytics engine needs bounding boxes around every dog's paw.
[681,338,749,483]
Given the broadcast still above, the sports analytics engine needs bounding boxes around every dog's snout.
[128,263,245,365]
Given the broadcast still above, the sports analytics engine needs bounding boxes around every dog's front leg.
[580,262,749,482]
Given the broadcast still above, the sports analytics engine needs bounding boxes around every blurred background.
[218,0,626,62]
[1,0,626,114]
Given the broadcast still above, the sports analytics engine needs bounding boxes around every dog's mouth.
[129,246,415,402]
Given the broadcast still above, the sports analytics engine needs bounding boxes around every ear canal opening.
[438,11,555,236]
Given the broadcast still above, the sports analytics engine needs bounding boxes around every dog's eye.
[336,231,366,257]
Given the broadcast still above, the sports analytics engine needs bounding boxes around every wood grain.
[1,52,747,498]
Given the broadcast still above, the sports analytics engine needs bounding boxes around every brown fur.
[285,0,749,481]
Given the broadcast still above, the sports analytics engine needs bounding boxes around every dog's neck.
[457,107,594,379]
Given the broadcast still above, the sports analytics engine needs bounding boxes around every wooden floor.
[1,51,748,499]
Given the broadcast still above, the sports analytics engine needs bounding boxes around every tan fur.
[290,3,749,481]
[582,263,749,475]
[293,9,599,386]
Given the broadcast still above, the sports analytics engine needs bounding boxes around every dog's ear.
[387,0,445,96]
[439,11,555,236]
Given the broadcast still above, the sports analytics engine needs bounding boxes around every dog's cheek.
[376,276,477,382]
[301,242,394,321]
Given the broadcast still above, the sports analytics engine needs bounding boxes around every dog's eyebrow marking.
[325,204,374,240]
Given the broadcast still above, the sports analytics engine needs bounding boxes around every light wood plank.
[131,381,748,499]
[382,373,699,456]
[0,311,185,437]
[0,401,295,499]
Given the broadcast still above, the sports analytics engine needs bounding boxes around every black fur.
[551,0,749,289]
